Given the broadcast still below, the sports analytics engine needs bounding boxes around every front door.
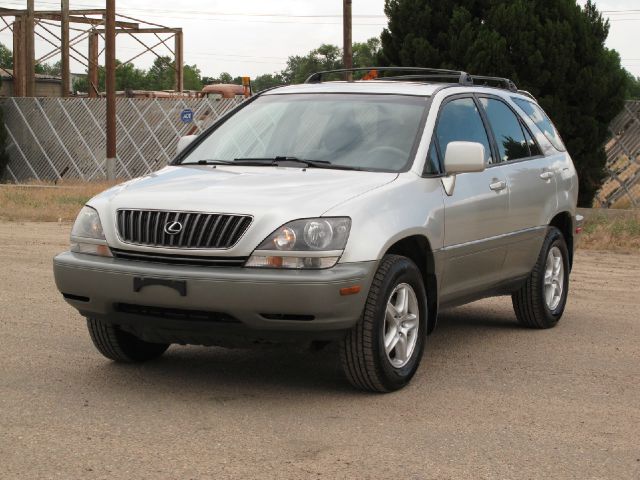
[434,96,511,304]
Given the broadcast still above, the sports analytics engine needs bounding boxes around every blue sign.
[180,108,194,123]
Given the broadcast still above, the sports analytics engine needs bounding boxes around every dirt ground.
[0,221,638,479]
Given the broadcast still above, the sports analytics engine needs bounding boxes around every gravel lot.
[1,221,638,479]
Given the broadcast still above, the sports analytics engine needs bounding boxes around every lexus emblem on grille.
[164,221,183,235]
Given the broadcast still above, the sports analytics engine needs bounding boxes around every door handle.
[489,180,507,191]
[540,171,554,180]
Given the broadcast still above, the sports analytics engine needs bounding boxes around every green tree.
[626,71,640,99]
[202,72,235,85]
[353,38,381,68]
[252,73,284,92]
[35,60,61,76]
[281,44,342,84]
[380,0,630,206]
[72,61,149,93]
[115,62,147,90]
[183,64,203,90]
[0,42,13,69]
[145,56,175,90]
[202,37,379,91]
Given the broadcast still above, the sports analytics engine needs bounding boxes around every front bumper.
[53,252,376,343]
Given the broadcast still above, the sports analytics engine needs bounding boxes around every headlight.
[245,217,351,269]
[70,206,112,257]
[71,206,105,239]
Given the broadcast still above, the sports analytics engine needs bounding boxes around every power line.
[602,10,640,14]
[1,1,386,20]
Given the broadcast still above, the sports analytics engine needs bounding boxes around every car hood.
[95,165,398,217]
[90,165,398,254]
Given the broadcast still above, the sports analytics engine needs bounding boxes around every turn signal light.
[340,285,361,296]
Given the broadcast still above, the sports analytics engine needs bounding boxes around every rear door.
[477,96,556,279]
[435,96,510,304]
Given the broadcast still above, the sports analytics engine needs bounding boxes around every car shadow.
[86,299,527,396]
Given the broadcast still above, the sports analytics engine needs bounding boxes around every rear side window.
[512,98,566,151]
[479,98,529,162]
[435,97,493,165]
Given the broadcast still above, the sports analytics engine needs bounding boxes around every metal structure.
[0,4,184,97]
[0,97,241,182]
[597,100,640,208]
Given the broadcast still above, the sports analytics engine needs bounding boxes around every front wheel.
[512,227,570,329]
[86,317,169,362]
[340,255,428,392]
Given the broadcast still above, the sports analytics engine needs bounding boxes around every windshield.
[179,93,430,172]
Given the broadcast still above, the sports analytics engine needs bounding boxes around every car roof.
[262,81,536,103]
[262,81,442,97]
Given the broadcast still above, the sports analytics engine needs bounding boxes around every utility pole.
[25,0,35,96]
[105,0,116,180]
[61,0,70,97]
[343,0,353,81]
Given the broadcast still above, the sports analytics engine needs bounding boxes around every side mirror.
[443,141,486,174]
[176,135,198,156]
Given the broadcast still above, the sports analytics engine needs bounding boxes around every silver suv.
[53,67,582,392]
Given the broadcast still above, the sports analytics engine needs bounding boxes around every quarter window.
[424,142,440,175]
[522,126,542,157]
[512,98,566,151]
[435,98,493,165]
[479,98,529,162]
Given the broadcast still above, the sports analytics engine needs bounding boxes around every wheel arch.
[549,211,574,269]
[384,234,439,335]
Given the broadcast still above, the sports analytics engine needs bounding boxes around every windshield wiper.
[183,159,264,166]
[233,156,364,171]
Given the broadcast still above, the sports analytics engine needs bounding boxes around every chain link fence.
[597,100,640,208]
[0,96,241,183]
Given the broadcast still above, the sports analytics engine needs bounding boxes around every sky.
[0,0,639,79]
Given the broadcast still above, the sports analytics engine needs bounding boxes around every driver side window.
[435,97,494,165]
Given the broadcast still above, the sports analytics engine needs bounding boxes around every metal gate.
[0,96,241,183]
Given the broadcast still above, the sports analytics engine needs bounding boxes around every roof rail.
[471,75,518,92]
[304,66,520,93]
[516,89,537,101]
[305,67,473,87]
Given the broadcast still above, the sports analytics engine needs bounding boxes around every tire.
[340,254,428,392]
[512,227,570,329]
[86,317,169,362]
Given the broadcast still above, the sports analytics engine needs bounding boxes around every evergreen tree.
[380,0,629,205]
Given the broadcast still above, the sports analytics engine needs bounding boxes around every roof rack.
[305,67,473,87]
[471,76,518,92]
[304,66,519,93]
[516,89,536,100]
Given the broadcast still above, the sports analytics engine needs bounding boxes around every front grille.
[116,209,252,249]
[114,303,240,323]
[111,248,247,267]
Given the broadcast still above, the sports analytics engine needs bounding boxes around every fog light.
[245,255,339,269]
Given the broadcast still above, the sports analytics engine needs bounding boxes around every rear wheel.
[340,255,427,392]
[512,227,570,329]
[86,317,169,362]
